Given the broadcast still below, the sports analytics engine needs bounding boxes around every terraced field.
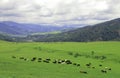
[0,41,120,78]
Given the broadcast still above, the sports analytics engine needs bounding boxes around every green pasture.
[0,40,120,78]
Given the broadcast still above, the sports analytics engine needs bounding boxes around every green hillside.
[0,18,120,42]
[0,40,120,78]
[34,18,120,42]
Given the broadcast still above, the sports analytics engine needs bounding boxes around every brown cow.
[80,71,88,74]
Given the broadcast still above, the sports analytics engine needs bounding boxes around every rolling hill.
[32,18,120,42]
[0,21,74,35]
[0,18,120,42]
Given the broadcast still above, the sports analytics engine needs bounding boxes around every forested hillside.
[33,18,120,42]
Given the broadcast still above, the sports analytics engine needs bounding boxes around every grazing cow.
[77,64,80,66]
[38,58,42,60]
[92,67,95,69]
[61,60,65,62]
[86,62,91,67]
[108,68,111,70]
[43,60,49,63]
[61,62,66,64]
[73,63,77,65]
[65,60,72,64]
[46,58,51,61]
[57,59,65,64]
[86,62,91,66]
[58,60,62,64]
[101,70,107,73]
[53,60,57,64]
[99,64,102,67]
[19,57,24,59]
[24,58,28,61]
[80,71,88,74]
[12,56,16,58]
[31,57,37,61]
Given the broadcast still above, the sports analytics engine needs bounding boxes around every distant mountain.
[32,18,120,42]
[0,18,120,42]
[0,21,75,35]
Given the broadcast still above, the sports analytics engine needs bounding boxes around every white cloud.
[0,0,120,26]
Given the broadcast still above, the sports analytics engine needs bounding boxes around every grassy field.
[0,40,120,78]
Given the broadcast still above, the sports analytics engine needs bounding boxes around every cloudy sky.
[0,0,120,26]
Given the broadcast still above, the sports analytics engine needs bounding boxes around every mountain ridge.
[0,21,76,35]
[0,18,120,42]
[31,18,120,42]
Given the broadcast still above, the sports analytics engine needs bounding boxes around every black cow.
[77,64,80,66]
[108,68,111,70]
[31,57,37,61]
[99,64,102,67]
[24,58,28,61]
[101,70,107,73]
[38,58,42,60]
[46,58,51,61]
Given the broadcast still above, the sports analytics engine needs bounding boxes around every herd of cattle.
[12,56,112,74]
